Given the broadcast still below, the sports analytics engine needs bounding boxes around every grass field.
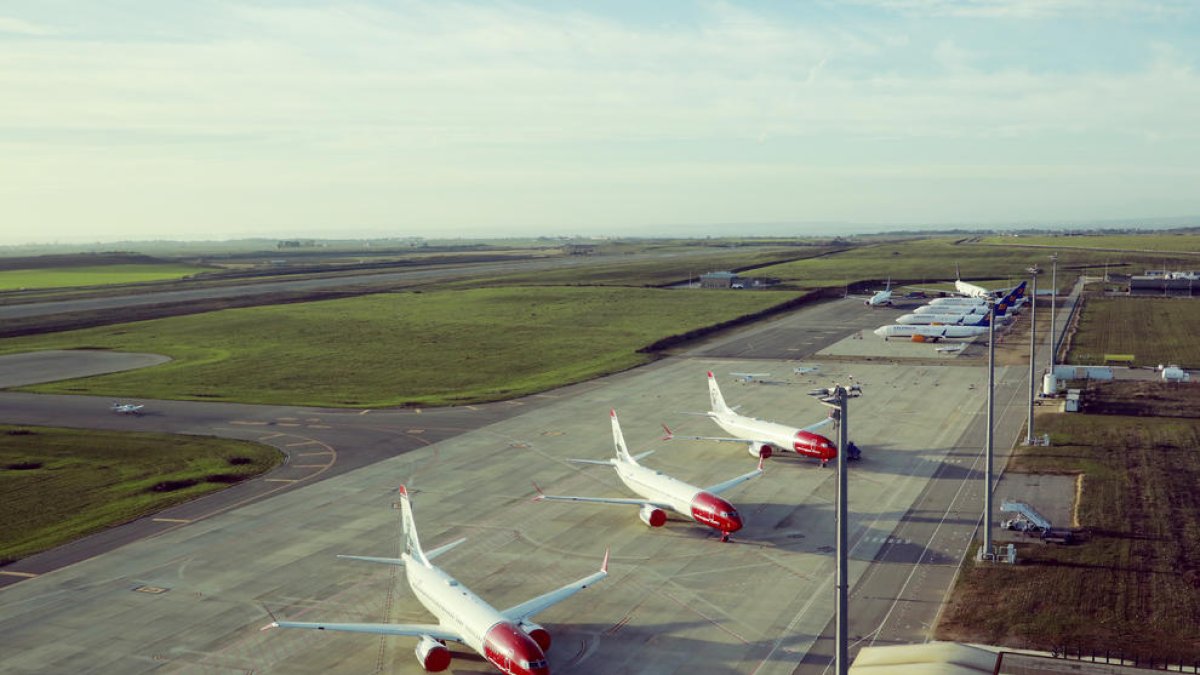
[0,286,798,407]
[448,244,838,288]
[752,238,1200,293]
[0,425,280,564]
[937,412,1200,660]
[979,233,1200,254]
[1065,297,1200,367]
[0,264,210,291]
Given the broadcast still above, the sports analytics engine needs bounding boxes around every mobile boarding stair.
[1001,499,1073,543]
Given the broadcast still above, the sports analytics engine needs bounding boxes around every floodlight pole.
[984,298,996,556]
[1026,266,1040,445]
[835,386,848,675]
[809,383,853,675]
[1049,253,1058,369]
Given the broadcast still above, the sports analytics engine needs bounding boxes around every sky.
[2,0,1200,244]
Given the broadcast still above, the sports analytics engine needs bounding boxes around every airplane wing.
[703,460,764,495]
[664,432,759,444]
[502,550,609,622]
[267,620,461,642]
[535,493,665,508]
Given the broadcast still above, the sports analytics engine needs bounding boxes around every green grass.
[938,413,1200,660]
[979,233,1200,254]
[0,287,798,407]
[0,264,210,291]
[1066,297,1200,367]
[752,238,1200,293]
[0,425,280,564]
[448,245,838,288]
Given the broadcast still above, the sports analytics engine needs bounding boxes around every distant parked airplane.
[895,312,994,327]
[873,324,988,342]
[110,402,144,415]
[955,265,1027,301]
[729,372,773,384]
[534,409,762,542]
[849,278,894,307]
[265,485,608,675]
[665,372,837,466]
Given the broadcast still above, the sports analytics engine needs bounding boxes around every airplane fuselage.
[614,461,742,535]
[711,411,836,463]
[405,554,548,675]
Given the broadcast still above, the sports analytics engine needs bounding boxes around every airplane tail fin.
[707,371,732,415]
[396,485,430,567]
[610,409,637,464]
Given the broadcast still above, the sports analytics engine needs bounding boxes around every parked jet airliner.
[664,372,837,466]
[874,324,988,342]
[535,409,762,542]
[264,486,607,675]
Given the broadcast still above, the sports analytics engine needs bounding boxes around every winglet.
[398,484,408,497]
[610,408,617,419]
[260,605,279,631]
[661,423,674,440]
[707,370,715,379]
[531,481,545,502]
[601,547,610,573]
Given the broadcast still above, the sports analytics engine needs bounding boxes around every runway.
[0,295,1059,673]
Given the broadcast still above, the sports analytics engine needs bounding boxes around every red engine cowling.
[747,442,773,459]
[519,621,552,651]
[911,334,928,343]
[415,636,451,672]
[638,504,667,527]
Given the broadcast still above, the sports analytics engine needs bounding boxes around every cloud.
[0,15,56,36]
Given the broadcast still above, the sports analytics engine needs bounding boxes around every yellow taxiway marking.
[231,420,268,426]
[297,451,332,457]
[0,571,38,578]
[259,433,286,440]
[294,464,328,469]
[277,423,301,427]
[407,429,425,434]
[359,409,372,415]
[307,424,331,429]
[152,518,191,524]
[264,478,299,483]
[286,440,322,447]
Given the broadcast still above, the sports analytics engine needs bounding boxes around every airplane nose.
[872,327,887,337]
[727,516,744,533]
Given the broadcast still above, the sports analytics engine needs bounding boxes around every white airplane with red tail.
[663,372,838,466]
[264,485,607,675]
[534,409,762,542]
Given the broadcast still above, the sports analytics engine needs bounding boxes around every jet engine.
[415,635,451,672]
[638,504,667,527]
[910,334,928,343]
[747,441,773,459]
[519,621,552,651]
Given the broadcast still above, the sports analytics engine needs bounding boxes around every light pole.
[809,380,862,675]
[983,297,996,557]
[1049,253,1058,369]
[1026,266,1041,445]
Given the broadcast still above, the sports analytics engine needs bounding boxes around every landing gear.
[820,459,829,468]
[720,532,731,543]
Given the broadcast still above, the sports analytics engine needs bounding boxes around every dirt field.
[937,410,1200,661]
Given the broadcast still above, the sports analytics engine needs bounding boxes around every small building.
[700,271,740,289]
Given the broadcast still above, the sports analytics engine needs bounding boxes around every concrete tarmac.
[0,292,1074,673]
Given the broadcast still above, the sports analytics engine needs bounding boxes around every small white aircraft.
[265,485,607,675]
[955,266,1028,301]
[793,365,820,375]
[849,278,893,307]
[535,409,762,542]
[729,372,773,384]
[935,343,967,355]
[110,402,144,415]
[665,372,838,466]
